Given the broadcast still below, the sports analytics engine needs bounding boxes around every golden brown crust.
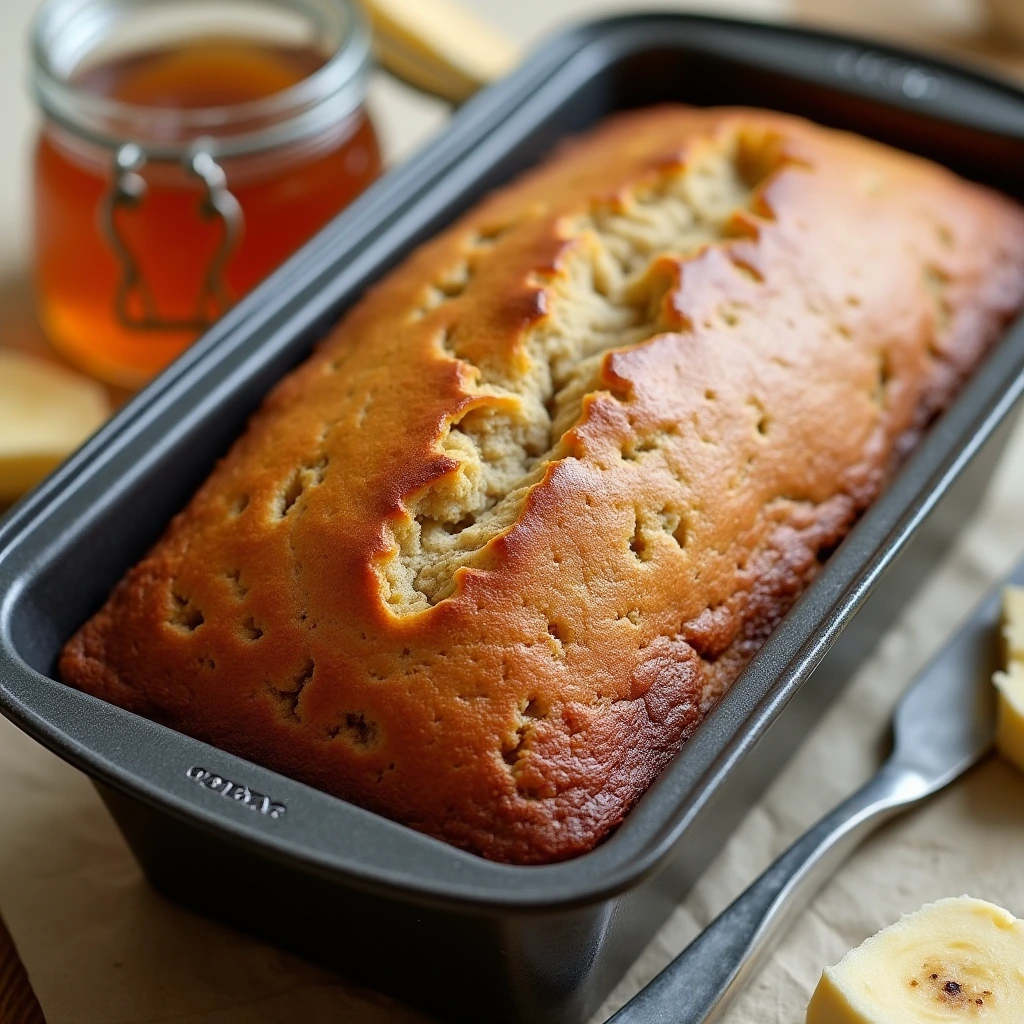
[61,106,1024,863]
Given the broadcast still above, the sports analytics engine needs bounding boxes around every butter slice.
[995,662,1024,775]
[1003,585,1024,666]
[359,0,519,103]
[994,585,1024,774]
[0,350,109,504]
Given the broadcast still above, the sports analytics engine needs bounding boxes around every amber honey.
[34,36,381,387]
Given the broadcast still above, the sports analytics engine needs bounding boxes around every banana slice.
[806,896,1024,1022]
[0,350,109,504]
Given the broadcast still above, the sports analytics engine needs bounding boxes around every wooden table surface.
[0,918,41,1024]
[1,1,1022,1021]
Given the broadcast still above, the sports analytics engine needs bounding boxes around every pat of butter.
[994,585,1024,775]
[0,350,109,504]
[359,0,519,103]
[1003,585,1024,666]
[995,663,1024,776]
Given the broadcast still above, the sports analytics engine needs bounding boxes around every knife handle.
[606,760,929,1024]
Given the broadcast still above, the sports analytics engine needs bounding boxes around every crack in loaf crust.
[61,106,1024,864]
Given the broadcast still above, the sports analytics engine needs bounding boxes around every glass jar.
[30,0,381,388]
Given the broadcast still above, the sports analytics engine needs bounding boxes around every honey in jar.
[31,0,381,388]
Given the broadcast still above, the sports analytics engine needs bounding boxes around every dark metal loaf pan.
[2,14,1024,1024]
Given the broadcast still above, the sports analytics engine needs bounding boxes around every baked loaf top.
[62,107,1024,864]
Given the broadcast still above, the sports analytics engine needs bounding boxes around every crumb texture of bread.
[60,107,1024,864]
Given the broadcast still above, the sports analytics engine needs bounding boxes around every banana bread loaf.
[61,107,1024,864]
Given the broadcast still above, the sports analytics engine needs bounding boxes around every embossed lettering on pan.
[185,766,287,819]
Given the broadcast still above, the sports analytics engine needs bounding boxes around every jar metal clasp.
[100,142,244,332]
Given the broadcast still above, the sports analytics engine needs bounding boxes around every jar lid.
[31,0,373,160]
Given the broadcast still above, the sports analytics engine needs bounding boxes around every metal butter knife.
[608,572,1008,1024]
